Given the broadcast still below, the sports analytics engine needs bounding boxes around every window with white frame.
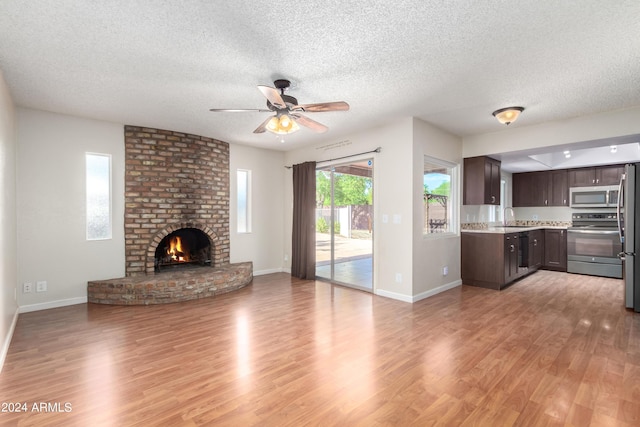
[86,153,112,240]
[237,169,252,233]
[423,156,457,235]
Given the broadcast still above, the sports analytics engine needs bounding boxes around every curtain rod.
[284,147,381,169]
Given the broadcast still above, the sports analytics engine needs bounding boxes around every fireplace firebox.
[154,228,211,272]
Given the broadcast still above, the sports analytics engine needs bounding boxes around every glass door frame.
[315,157,374,292]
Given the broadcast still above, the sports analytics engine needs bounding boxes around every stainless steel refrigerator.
[618,163,640,311]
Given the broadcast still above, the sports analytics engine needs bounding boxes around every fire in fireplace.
[154,228,212,272]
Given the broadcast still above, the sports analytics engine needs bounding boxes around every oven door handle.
[567,229,620,235]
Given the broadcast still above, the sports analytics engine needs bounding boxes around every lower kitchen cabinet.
[528,229,544,269]
[504,233,520,284]
[462,228,565,290]
[543,229,567,271]
[462,231,534,290]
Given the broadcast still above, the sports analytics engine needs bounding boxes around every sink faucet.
[503,207,515,226]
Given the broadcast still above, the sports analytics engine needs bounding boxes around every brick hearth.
[88,262,253,305]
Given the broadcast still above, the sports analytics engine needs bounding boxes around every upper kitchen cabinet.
[512,169,568,207]
[568,164,624,187]
[463,156,501,205]
[547,169,569,206]
[513,172,543,207]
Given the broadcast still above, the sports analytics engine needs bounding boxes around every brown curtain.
[291,161,316,279]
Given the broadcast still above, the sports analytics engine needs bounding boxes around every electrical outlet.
[23,282,33,293]
[443,266,449,276]
[395,273,402,283]
[36,280,47,292]
[284,254,289,261]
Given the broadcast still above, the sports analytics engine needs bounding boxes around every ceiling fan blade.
[292,101,349,112]
[291,113,328,133]
[253,116,274,134]
[257,85,287,109]
[209,108,271,112]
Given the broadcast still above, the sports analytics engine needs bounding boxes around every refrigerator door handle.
[617,173,625,244]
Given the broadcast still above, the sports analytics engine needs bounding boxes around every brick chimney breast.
[124,126,230,277]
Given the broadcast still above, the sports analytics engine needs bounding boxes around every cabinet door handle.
[491,195,496,203]
[564,199,566,205]
[534,239,537,246]
[545,199,548,205]
[510,244,515,253]
[596,179,599,184]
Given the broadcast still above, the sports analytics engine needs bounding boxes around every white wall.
[16,108,125,311]
[0,71,18,370]
[463,106,640,158]
[229,144,285,275]
[412,118,463,300]
[284,118,415,301]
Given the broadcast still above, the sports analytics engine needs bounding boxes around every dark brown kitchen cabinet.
[568,165,624,187]
[532,171,549,206]
[461,232,510,289]
[512,172,534,207]
[513,170,568,207]
[547,169,569,206]
[463,156,501,205]
[462,231,535,290]
[596,164,624,185]
[513,172,546,207]
[543,229,567,271]
[528,229,544,269]
[504,233,520,283]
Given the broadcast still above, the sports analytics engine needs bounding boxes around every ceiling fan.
[209,79,349,135]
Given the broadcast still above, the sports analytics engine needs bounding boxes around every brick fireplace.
[88,126,252,305]
[123,125,230,275]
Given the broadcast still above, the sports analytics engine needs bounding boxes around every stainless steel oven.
[567,212,622,278]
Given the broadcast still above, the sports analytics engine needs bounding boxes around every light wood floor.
[1,271,639,426]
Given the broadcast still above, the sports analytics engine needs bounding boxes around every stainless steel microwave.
[569,185,619,208]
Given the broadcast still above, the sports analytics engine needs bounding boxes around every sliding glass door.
[315,159,373,291]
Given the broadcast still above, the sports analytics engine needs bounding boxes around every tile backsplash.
[461,205,573,230]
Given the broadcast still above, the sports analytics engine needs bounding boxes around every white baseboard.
[253,268,293,276]
[374,289,413,303]
[253,268,286,276]
[411,279,462,303]
[375,279,462,303]
[19,296,88,314]
[0,307,19,373]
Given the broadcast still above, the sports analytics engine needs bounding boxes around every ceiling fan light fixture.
[266,113,300,135]
[267,116,279,132]
[279,114,293,131]
[492,106,524,125]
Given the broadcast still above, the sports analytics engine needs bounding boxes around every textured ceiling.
[1,1,640,152]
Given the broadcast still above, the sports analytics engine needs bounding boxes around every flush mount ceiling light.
[492,106,524,125]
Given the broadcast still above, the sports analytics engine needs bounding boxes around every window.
[424,156,457,235]
[237,169,252,233]
[86,153,112,240]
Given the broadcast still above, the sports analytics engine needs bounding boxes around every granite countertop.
[461,225,568,234]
